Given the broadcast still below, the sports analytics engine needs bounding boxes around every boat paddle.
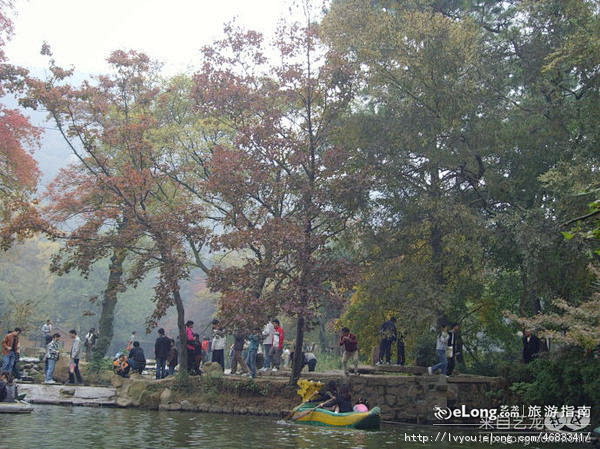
[288,402,327,421]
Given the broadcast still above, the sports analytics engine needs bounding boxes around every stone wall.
[110,373,499,423]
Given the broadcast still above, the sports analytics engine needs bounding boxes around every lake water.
[0,405,591,449]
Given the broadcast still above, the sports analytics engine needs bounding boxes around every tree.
[0,1,40,248]
[25,48,208,367]
[190,13,362,382]
[323,0,599,366]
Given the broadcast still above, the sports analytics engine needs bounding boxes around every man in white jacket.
[260,320,275,371]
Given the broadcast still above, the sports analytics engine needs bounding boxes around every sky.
[6,0,292,74]
[4,0,297,186]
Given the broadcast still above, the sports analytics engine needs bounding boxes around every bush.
[413,333,436,367]
[496,348,600,426]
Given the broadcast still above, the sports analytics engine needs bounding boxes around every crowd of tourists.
[1,315,539,385]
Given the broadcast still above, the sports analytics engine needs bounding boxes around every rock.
[60,388,76,396]
[159,388,172,403]
[126,380,150,403]
[203,362,224,378]
[180,400,194,411]
[111,375,127,388]
[139,391,160,409]
[117,397,133,407]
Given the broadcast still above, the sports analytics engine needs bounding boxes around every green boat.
[291,402,381,430]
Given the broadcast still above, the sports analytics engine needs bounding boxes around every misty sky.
[6,0,291,73]
[5,0,298,185]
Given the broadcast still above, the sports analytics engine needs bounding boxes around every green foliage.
[498,350,600,425]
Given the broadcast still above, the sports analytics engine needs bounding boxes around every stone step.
[18,384,117,406]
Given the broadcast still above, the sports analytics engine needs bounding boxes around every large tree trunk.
[173,287,188,373]
[291,316,305,385]
[93,248,125,362]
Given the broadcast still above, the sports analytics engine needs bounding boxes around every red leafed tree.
[191,12,363,382]
[0,1,40,247]
[25,48,208,367]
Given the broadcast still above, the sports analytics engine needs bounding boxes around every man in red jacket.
[270,319,284,371]
[2,328,21,374]
[340,327,359,376]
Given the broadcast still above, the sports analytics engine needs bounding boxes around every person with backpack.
[128,341,146,374]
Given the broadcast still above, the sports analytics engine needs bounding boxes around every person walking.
[245,328,260,378]
[127,331,136,352]
[396,331,405,366]
[1,328,22,373]
[270,319,284,371]
[340,327,359,376]
[522,329,541,363]
[260,320,275,371]
[211,320,226,370]
[41,320,53,346]
[377,317,397,365]
[167,338,178,376]
[44,333,61,384]
[84,328,98,362]
[68,329,84,384]
[185,321,196,373]
[230,332,249,375]
[201,337,211,364]
[447,323,462,375]
[154,328,171,379]
[427,324,449,376]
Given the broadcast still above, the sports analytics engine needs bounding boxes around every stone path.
[18,383,117,406]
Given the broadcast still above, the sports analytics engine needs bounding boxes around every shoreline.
[15,369,500,424]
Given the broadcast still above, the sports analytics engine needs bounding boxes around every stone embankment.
[17,364,500,423]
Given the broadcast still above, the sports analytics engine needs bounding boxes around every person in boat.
[128,341,146,374]
[309,380,338,405]
[353,397,369,412]
[113,354,130,378]
[319,383,353,413]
